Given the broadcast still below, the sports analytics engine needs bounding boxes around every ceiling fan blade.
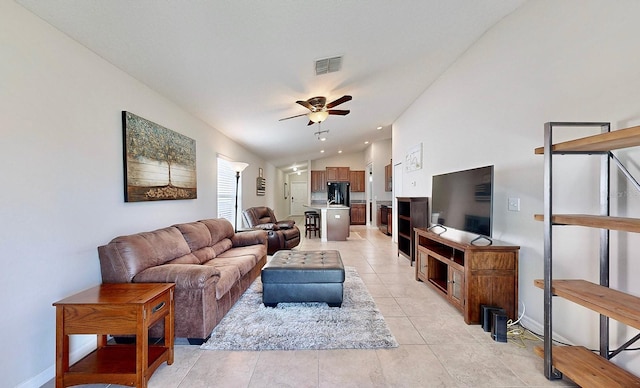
[326,95,352,109]
[296,100,314,111]
[307,120,314,126]
[328,109,350,116]
[279,113,308,121]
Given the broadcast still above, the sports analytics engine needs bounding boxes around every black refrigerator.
[327,182,350,206]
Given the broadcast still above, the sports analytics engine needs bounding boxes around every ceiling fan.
[279,95,352,125]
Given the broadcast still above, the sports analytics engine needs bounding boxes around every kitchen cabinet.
[378,204,391,235]
[349,170,365,192]
[350,203,366,225]
[385,163,392,191]
[326,167,350,182]
[311,170,326,192]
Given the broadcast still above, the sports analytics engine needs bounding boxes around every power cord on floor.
[506,323,543,348]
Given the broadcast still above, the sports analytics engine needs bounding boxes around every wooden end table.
[53,283,175,388]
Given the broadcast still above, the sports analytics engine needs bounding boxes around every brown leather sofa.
[242,206,300,255]
[98,218,267,343]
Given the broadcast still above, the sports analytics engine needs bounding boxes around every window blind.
[217,157,239,226]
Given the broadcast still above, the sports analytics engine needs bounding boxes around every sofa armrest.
[133,264,220,289]
[232,229,268,248]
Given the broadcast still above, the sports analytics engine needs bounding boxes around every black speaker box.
[491,311,508,342]
[480,305,505,332]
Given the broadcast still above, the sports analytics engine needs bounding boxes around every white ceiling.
[17,0,526,172]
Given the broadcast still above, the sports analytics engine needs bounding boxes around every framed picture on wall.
[256,177,265,196]
[122,111,197,202]
[405,143,422,172]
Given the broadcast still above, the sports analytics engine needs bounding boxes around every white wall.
[393,0,640,373]
[365,139,393,226]
[1,3,273,387]
[311,152,366,170]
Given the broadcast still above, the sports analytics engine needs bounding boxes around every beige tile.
[318,349,386,387]
[385,316,425,345]
[376,345,459,387]
[395,296,463,317]
[358,272,384,285]
[148,345,203,388]
[363,283,393,298]
[410,315,479,345]
[177,350,259,387]
[430,342,526,387]
[249,350,318,388]
[373,296,406,317]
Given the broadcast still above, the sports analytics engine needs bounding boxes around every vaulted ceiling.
[17,0,526,172]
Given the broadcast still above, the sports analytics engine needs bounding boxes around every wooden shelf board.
[428,278,447,294]
[534,214,640,233]
[533,279,640,330]
[533,345,640,387]
[534,125,640,154]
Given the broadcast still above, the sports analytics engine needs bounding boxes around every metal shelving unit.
[535,122,640,386]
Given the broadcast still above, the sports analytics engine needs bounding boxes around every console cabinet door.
[416,247,428,282]
[448,266,465,310]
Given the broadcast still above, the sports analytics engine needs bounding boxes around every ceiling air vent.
[315,56,342,75]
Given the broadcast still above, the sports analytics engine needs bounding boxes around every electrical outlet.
[508,197,520,212]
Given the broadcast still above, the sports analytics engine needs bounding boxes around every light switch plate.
[508,197,520,212]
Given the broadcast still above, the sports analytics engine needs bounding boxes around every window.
[217,156,239,227]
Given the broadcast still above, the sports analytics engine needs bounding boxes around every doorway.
[366,163,373,226]
[393,162,403,243]
[290,181,307,216]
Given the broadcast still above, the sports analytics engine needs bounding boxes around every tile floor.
[43,222,576,388]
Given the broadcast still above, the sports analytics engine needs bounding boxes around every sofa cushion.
[174,221,212,250]
[218,245,265,264]
[213,254,257,277]
[133,264,220,289]
[204,263,240,299]
[211,238,233,256]
[100,226,192,282]
[174,221,217,263]
[166,254,200,265]
[200,219,234,243]
[231,230,268,249]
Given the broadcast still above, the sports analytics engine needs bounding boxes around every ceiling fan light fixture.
[308,110,329,123]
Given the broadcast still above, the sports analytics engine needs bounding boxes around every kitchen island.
[304,204,350,242]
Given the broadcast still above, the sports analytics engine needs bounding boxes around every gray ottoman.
[261,250,345,307]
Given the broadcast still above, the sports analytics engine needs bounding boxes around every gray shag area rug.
[200,266,398,351]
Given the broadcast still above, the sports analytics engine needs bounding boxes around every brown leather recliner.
[242,206,300,255]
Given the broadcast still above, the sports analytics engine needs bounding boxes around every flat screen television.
[431,165,494,237]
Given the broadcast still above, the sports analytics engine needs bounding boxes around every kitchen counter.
[304,204,350,242]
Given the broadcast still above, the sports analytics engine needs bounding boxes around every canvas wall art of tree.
[122,111,197,202]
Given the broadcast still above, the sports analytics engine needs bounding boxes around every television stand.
[414,227,519,323]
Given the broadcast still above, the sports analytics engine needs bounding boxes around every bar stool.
[304,211,320,238]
